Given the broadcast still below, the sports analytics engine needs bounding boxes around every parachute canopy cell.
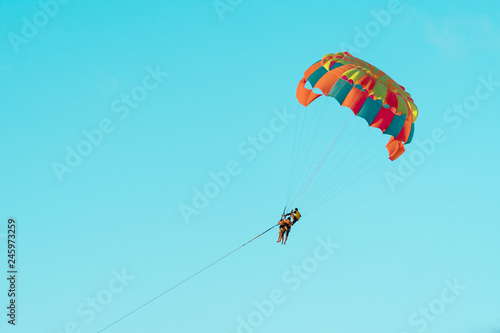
[296,51,418,160]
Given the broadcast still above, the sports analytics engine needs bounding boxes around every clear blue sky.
[1,1,499,332]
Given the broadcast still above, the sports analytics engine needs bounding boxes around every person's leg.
[284,228,291,245]
[281,227,287,244]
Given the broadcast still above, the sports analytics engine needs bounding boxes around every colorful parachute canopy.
[296,52,418,160]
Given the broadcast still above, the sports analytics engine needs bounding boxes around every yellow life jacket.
[294,211,301,220]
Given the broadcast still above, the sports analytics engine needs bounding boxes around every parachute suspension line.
[292,101,344,201]
[97,223,279,333]
[301,128,384,207]
[295,113,359,209]
[329,132,386,188]
[304,143,387,214]
[288,97,343,206]
[335,148,386,193]
[286,104,307,204]
[299,119,380,209]
[287,97,332,204]
[298,117,367,207]
[301,134,385,213]
[286,103,318,202]
[305,155,386,214]
[290,111,353,208]
[286,103,308,197]
[290,112,354,208]
[292,98,329,191]
[287,102,324,203]
[285,104,301,204]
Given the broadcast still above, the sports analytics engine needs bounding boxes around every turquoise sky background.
[1,1,499,332]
